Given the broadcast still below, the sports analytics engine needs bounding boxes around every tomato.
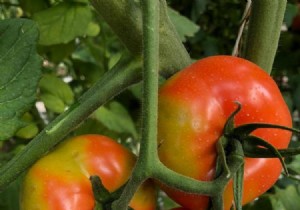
[157,56,292,210]
[20,135,156,210]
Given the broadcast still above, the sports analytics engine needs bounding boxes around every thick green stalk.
[0,55,142,190]
[111,0,160,208]
[244,0,287,74]
[91,0,191,78]
[139,0,160,165]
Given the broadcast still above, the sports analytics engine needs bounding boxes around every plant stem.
[111,0,160,208]
[244,0,287,74]
[139,0,160,166]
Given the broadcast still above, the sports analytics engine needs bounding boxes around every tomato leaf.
[0,177,22,210]
[33,2,93,45]
[168,7,199,42]
[94,101,138,139]
[274,185,300,209]
[0,19,42,141]
[243,195,284,210]
[39,74,74,106]
[38,41,76,63]
[287,155,300,174]
[15,112,39,139]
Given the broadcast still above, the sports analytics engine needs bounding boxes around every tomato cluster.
[20,56,292,210]
[157,56,292,209]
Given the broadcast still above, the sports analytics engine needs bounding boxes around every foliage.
[0,0,300,209]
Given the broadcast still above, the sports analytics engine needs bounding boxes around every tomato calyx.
[214,102,300,210]
[220,102,300,174]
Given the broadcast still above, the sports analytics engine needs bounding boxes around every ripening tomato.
[20,135,156,210]
[157,56,292,210]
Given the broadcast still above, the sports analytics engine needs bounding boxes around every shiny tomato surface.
[158,56,292,210]
[20,135,156,210]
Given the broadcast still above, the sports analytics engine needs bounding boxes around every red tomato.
[157,56,292,210]
[20,135,156,210]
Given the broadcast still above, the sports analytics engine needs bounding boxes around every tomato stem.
[112,0,160,208]
[244,0,287,74]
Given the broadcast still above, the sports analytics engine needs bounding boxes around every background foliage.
[0,0,300,209]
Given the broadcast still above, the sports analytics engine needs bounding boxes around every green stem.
[139,0,160,167]
[155,152,244,197]
[111,0,160,208]
[0,54,142,191]
[211,195,224,210]
[244,0,287,74]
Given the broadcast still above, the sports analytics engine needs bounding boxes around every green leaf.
[15,123,39,139]
[0,19,42,141]
[167,7,200,42]
[275,185,300,209]
[40,93,66,113]
[191,0,209,21]
[95,101,138,138]
[287,155,300,174]
[0,177,22,210]
[243,195,285,210]
[38,41,76,63]
[39,74,74,105]
[86,22,101,37]
[15,112,39,139]
[33,2,93,45]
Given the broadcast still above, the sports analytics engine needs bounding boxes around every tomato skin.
[158,56,292,210]
[20,135,156,210]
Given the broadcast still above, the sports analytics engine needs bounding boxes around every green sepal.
[231,123,300,138]
[223,101,242,135]
[242,136,289,175]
